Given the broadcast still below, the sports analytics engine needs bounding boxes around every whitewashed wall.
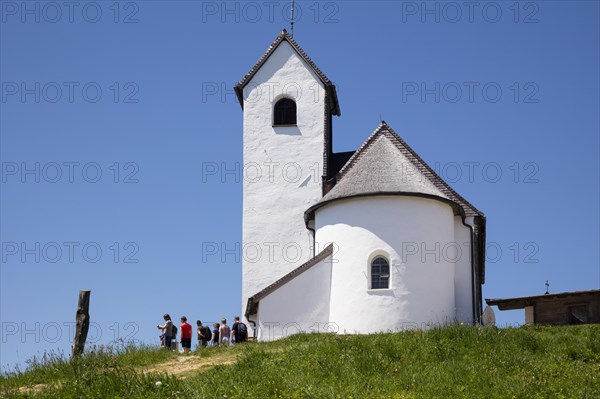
[242,40,327,319]
[315,196,457,333]
[454,216,474,323]
[256,254,333,341]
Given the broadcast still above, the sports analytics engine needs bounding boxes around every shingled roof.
[306,122,484,220]
[306,122,487,290]
[486,290,600,310]
[245,244,334,318]
[234,29,340,116]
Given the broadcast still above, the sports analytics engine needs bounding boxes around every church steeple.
[235,30,341,197]
[234,30,340,115]
[237,32,339,322]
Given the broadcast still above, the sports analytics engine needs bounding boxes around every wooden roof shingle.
[306,121,485,220]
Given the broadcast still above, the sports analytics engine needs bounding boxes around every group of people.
[157,314,248,351]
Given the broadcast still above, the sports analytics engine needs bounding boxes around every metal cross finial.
[545,280,550,295]
[290,0,295,37]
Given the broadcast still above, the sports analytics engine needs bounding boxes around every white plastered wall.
[454,216,474,323]
[256,254,333,341]
[241,40,327,319]
[315,196,457,333]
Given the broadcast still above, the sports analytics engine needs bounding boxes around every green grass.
[0,340,179,397]
[2,325,599,398]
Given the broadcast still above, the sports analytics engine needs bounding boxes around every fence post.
[72,290,91,357]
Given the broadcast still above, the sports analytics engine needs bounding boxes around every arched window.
[371,256,390,289]
[273,98,297,126]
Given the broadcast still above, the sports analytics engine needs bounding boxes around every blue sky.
[1,1,598,370]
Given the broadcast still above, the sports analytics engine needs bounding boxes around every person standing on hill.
[180,316,192,353]
[197,320,211,348]
[157,314,174,350]
[211,322,220,347]
[219,318,231,346]
[231,316,248,343]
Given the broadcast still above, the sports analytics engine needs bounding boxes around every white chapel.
[234,31,486,340]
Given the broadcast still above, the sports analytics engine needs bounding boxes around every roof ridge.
[336,121,388,178]
[281,31,332,85]
[381,124,484,217]
[333,122,483,217]
[234,30,340,115]
[235,30,287,89]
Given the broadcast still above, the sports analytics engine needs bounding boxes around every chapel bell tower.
[234,30,340,319]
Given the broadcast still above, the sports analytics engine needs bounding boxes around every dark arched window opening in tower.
[273,98,297,126]
[371,256,390,289]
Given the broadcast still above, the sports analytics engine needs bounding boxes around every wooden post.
[72,290,91,357]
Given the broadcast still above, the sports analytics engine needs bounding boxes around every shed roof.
[486,290,600,311]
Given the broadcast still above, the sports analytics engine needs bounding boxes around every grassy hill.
[2,325,599,398]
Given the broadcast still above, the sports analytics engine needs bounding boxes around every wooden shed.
[486,290,600,326]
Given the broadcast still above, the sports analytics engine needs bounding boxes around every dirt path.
[14,352,239,394]
[17,383,51,394]
[141,351,238,378]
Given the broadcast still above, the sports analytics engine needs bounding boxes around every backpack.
[238,322,248,341]
[203,326,212,341]
[171,323,177,338]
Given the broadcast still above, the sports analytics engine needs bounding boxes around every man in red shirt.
[180,316,192,352]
